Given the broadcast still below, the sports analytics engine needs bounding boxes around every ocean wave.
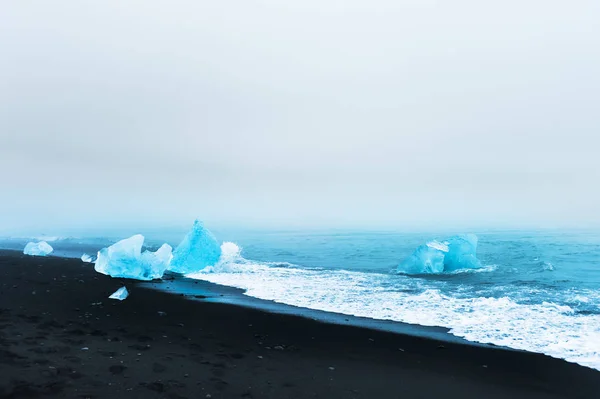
[449,264,498,274]
[187,253,600,371]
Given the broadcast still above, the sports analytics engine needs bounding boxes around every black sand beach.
[1,251,599,398]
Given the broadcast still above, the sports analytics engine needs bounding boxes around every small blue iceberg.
[23,241,53,257]
[169,219,222,274]
[94,235,173,281]
[398,234,482,274]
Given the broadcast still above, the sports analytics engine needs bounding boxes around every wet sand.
[1,251,599,398]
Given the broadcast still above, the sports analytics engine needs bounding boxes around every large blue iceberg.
[169,220,222,274]
[398,234,482,274]
[94,235,172,280]
[24,241,53,256]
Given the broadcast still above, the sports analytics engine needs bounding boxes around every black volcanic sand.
[1,252,599,399]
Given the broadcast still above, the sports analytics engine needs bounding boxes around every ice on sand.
[398,234,482,274]
[109,286,129,300]
[81,254,94,263]
[169,220,222,274]
[94,235,172,280]
[23,241,53,256]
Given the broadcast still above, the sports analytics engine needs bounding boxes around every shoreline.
[0,249,544,349]
[1,251,599,398]
[0,249,489,346]
[142,274,498,348]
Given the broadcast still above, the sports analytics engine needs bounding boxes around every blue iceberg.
[94,235,173,280]
[398,234,482,274]
[23,241,53,256]
[169,220,221,274]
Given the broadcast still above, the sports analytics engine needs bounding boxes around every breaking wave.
[188,246,600,371]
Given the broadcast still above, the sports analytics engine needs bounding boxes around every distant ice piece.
[23,241,53,257]
[398,234,482,274]
[81,254,93,263]
[109,286,129,301]
[169,220,222,274]
[94,235,172,280]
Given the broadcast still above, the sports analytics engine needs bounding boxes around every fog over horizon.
[1,1,600,234]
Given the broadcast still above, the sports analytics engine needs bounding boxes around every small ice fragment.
[23,241,53,256]
[542,262,555,271]
[81,254,93,263]
[81,347,89,351]
[109,287,129,301]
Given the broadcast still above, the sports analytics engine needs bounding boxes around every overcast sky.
[1,1,599,233]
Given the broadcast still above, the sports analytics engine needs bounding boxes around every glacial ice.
[94,235,173,280]
[23,241,53,256]
[109,286,129,300]
[398,234,482,274]
[169,220,222,274]
[81,254,93,263]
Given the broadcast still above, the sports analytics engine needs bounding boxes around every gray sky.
[1,1,599,233]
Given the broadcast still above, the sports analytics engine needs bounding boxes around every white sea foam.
[543,262,555,271]
[449,264,498,274]
[187,251,600,371]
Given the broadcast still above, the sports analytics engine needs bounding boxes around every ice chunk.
[169,220,221,274]
[398,240,447,274]
[81,254,93,263]
[443,234,482,272]
[23,241,53,256]
[109,286,129,300]
[94,235,172,280]
[398,234,482,274]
